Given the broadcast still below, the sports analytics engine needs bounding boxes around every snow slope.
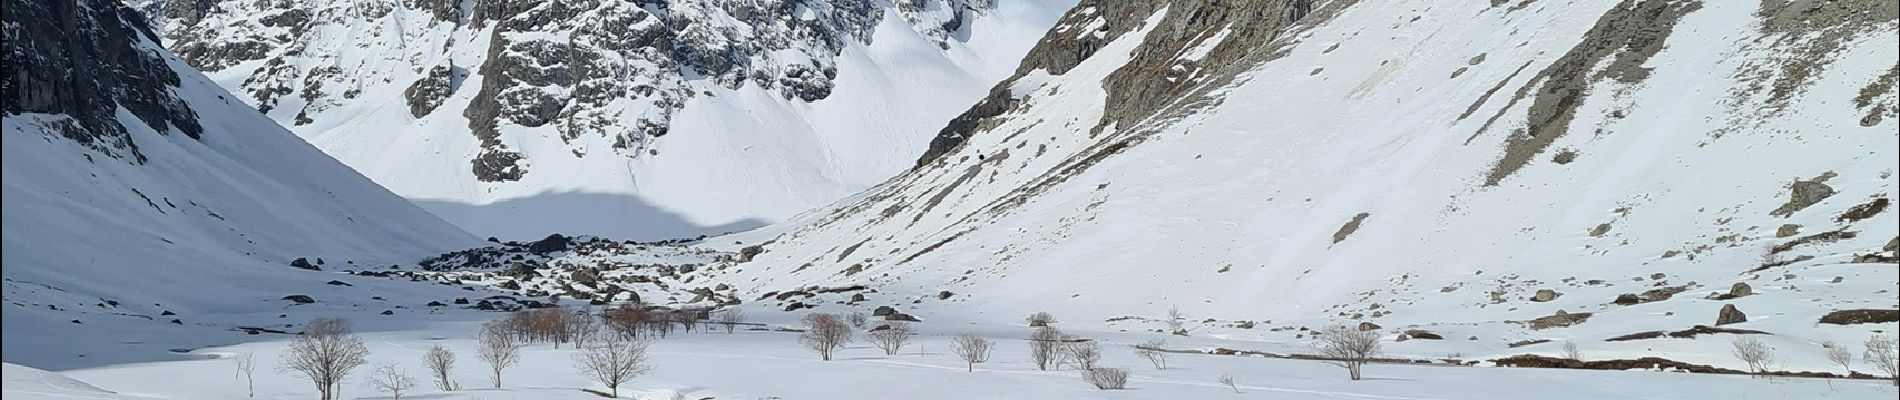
[709,0,1900,372]
[2,0,481,368]
[146,0,1077,241]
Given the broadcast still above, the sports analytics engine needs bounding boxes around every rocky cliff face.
[3,0,202,162]
[135,0,1073,240]
[145,0,1016,182]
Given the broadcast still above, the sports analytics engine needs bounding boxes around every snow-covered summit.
[142,0,1077,241]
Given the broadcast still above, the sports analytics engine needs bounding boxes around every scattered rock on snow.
[1715,304,1746,325]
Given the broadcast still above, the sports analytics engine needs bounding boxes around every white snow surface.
[1,14,481,369]
[707,0,1900,374]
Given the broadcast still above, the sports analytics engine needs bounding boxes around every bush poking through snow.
[363,364,416,400]
[1166,306,1186,334]
[1562,341,1582,361]
[1082,367,1129,390]
[477,321,522,388]
[1867,334,1899,386]
[1027,312,1057,327]
[1219,374,1239,393]
[1066,340,1103,371]
[1732,337,1775,377]
[1315,324,1381,381]
[846,312,870,329]
[953,333,993,372]
[280,317,369,400]
[573,329,653,398]
[799,313,853,361]
[1823,340,1853,378]
[1137,339,1169,369]
[867,321,916,355]
[423,344,458,391]
[1029,326,1066,371]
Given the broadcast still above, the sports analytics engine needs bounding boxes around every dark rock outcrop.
[1715,304,1746,325]
[3,0,205,163]
[1818,309,1899,325]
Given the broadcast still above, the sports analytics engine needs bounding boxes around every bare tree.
[423,344,459,391]
[573,329,653,398]
[1822,340,1854,379]
[952,333,993,372]
[477,321,522,389]
[1028,326,1066,371]
[568,308,600,347]
[1314,324,1380,381]
[1867,334,1899,386]
[1026,312,1057,327]
[234,353,256,398]
[1081,367,1129,390]
[670,309,700,334]
[1732,337,1775,377]
[714,308,745,334]
[1165,306,1185,333]
[1562,341,1582,361]
[1219,374,1239,393]
[799,313,853,360]
[364,364,417,400]
[1136,339,1168,370]
[846,312,869,329]
[602,303,645,339]
[867,322,916,355]
[1066,340,1103,371]
[280,317,370,400]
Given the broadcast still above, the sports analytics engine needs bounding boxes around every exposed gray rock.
[1770,172,1836,217]
[1716,304,1746,325]
[1531,289,1561,302]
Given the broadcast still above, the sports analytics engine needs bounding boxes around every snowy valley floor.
[5,315,1896,400]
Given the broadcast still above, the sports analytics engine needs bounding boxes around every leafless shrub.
[364,364,416,400]
[573,329,653,398]
[1732,337,1776,377]
[1562,341,1582,360]
[1823,340,1854,379]
[1029,326,1066,371]
[280,318,369,400]
[1165,306,1185,333]
[476,321,522,388]
[952,333,993,372]
[846,312,869,329]
[1218,374,1239,393]
[1081,367,1129,390]
[423,344,458,391]
[1867,334,1899,386]
[867,321,916,355]
[1314,324,1381,381]
[1027,312,1057,327]
[1066,340,1102,371]
[234,353,255,398]
[714,308,746,334]
[1136,339,1168,370]
[799,313,853,360]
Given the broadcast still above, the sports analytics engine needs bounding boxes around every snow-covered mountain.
[2,0,480,367]
[706,0,1899,371]
[142,0,1076,241]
